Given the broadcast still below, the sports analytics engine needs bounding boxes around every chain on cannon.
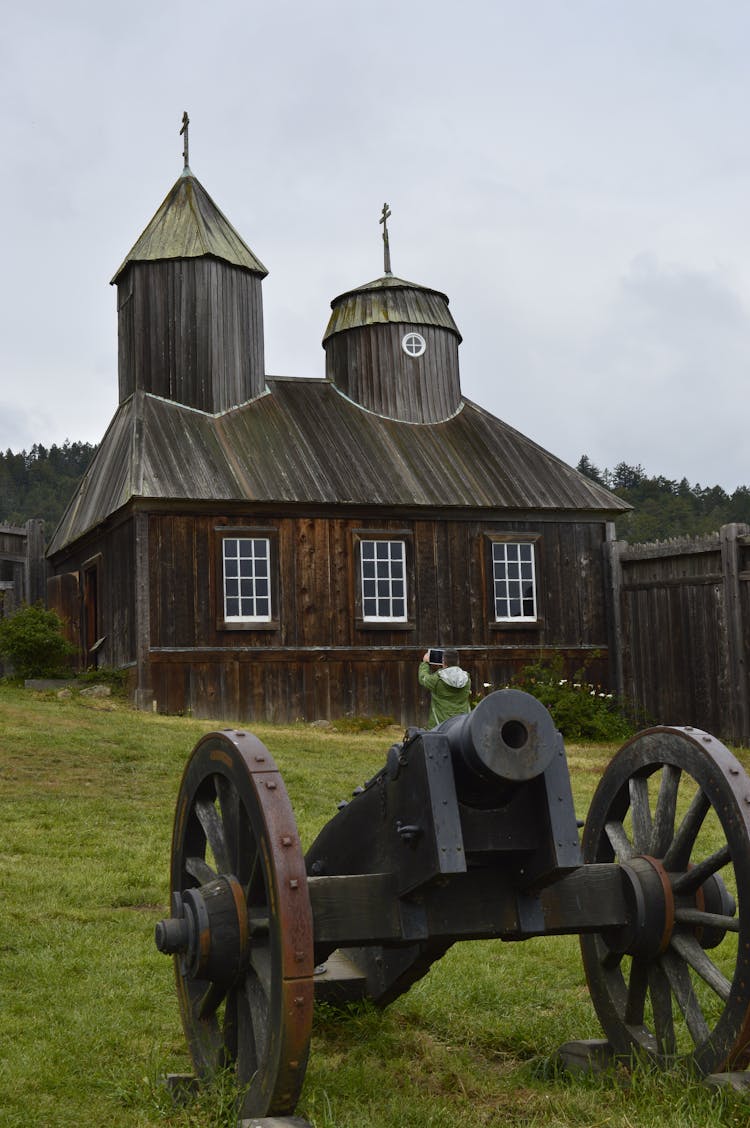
[155,689,750,1119]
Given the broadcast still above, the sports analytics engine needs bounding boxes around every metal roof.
[323,275,461,343]
[110,169,267,284]
[48,380,629,556]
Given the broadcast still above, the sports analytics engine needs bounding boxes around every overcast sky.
[2,1,749,491]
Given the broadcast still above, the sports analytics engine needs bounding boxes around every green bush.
[511,655,633,742]
[0,602,75,680]
[76,665,130,696]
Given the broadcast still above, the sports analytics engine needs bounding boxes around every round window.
[402,332,426,357]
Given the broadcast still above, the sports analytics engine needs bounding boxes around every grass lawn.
[1,684,749,1127]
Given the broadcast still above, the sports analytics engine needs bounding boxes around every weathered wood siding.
[0,519,46,616]
[47,518,137,670]
[117,259,265,412]
[325,323,461,423]
[610,525,750,745]
[144,510,611,723]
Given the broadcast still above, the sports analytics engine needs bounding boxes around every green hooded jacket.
[418,661,472,727]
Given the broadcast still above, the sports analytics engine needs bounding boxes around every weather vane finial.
[180,111,190,170]
[379,202,392,276]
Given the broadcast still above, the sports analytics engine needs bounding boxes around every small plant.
[0,602,75,680]
[331,713,397,734]
[76,665,130,696]
[511,654,633,742]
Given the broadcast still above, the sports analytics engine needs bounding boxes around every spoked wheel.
[155,730,314,1117]
[580,726,750,1074]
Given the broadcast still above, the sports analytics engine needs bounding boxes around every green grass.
[1,684,749,1127]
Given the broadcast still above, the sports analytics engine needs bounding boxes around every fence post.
[24,518,46,605]
[720,523,750,747]
[604,524,626,702]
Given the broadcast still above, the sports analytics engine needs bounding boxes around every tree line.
[0,442,97,533]
[577,455,750,541]
[1,441,748,545]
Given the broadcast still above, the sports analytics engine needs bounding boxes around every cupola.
[111,114,267,414]
[323,204,462,423]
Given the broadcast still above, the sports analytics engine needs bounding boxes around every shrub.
[76,665,130,696]
[511,655,633,742]
[0,602,75,680]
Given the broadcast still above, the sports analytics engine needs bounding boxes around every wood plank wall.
[325,323,461,423]
[117,259,265,412]
[609,524,750,745]
[0,519,46,613]
[144,510,612,723]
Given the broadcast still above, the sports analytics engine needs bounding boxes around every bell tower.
[322,203,462,423]
[111,113,268,414]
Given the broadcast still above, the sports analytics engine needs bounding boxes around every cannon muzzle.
[436,689,559,802]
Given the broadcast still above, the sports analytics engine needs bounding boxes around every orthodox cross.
[379,202,393,275]
[180,111,190,169]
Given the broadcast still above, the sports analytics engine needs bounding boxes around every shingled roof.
[111,168,267,283]
[48,380,629,556]
[323,275,462,343]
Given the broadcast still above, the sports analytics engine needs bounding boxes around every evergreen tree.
[0,441,97,534]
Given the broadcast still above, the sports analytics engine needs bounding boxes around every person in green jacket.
[418,648,472,727]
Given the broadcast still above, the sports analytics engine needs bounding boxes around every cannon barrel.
[435,688,559,798]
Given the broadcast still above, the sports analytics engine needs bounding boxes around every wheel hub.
[603,854,735,958]
[155,874,249,982]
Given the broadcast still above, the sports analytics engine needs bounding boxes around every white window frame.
[401,331,426,357]
[492,540,537,622]
[360,539,408,622]
[222,536,272,623]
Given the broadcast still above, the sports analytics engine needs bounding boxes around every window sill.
[489,619,544,631]
[216,619,281,633]
[356,620,417,632]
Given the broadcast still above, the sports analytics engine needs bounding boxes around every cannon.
[155,689,750,1118]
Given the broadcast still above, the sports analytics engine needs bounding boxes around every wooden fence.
[0,520,47,673]
[607,523,750,747]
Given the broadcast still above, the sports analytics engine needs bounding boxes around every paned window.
[401,332,426,357]
[360,539,407,621]
[223,537,272,622]
[492,541,537,621]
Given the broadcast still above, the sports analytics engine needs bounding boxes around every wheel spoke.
[625,957,648,1024]
[245,970,270,1072]
[249,943,273,1000]
[650,764,681,858]
[674,908,739,933]
[215,775,241,872]
[660,949,710,1046]
[244,844,263,902]
[670,933,731,1001]
[630,777,652,853]
[186,855,216,883]
[671,845,732,895]
[662,789,710,871]
[605,820,635,861]
[648,962,676,1056]
[196,979,228,1020]
[195,796,232,874]
[223,984,239,1062]
[602,948,624,972]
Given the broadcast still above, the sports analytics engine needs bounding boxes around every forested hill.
[1,441,748,545]
[577,456,750,541]
[0,442,98,533]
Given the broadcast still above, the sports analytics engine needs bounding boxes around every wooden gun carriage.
[155,689,750,1119]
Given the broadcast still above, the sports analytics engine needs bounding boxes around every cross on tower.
[180,111,190,170]
[379,202,392,276]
